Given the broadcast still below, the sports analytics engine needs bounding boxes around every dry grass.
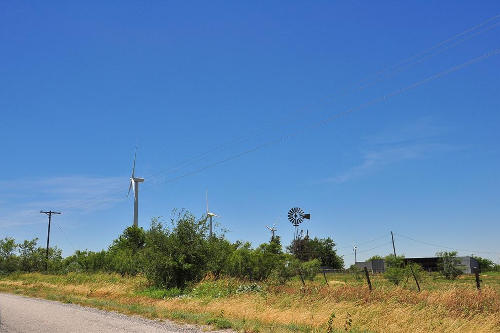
[1,272,499,332]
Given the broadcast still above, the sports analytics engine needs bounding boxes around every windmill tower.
[206,191,218,237]
[128,151,144,227]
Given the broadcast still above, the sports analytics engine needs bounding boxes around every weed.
[326,312,336,333]
[206,317,232,329]
[343,312,352,331]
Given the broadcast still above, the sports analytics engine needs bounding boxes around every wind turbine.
[266,224,277,241]
[206,191,218,237]
[128,151,144,227]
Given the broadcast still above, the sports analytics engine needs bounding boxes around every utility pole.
[391,231,396,257]
[40,210,61,271]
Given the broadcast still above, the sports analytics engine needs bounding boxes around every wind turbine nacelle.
[132,177,145,183]
[207,212,217,217]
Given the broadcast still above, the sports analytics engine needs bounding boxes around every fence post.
[409,265,421,292]
[363,267,372,291]
[323,269,329,285]
[474,268,481,290]
[298,269,306,287]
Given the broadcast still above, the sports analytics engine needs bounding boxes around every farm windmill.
[287,207,310,240]
[127,151,144,227]
[206,191,218,237]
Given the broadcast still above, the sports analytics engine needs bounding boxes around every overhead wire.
[336,233,389,250]
[356,21,500,91]
[161,48,500,184]
[357,14,500,87]
[52,219,78,255]
[343,242,393,256]
[149,14,500,181]
[394,232,500,256]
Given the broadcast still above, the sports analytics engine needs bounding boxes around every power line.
[149,14,500,181]
[357,21,500,92]
[337,233,389,250]
[162,48,500,184]
[394,232,500,256]
[358,14,500,87]
[342,242,393,257]
[52,219,78,255]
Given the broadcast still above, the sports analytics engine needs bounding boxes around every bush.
[63,250,110,273]
[437,251,464,280]
[383,255,406,285]
[1,209,343,290]
[226,238,287,281]
[270,255,300,284]
[288,237,344,269]
[0,237,19,274]
[143,213,211,288]
[300,259,321,280]
[472,256,495,272]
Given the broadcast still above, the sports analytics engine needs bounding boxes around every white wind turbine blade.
[206,190,209,215]
[131,151,136,179]
[127,178,134,197]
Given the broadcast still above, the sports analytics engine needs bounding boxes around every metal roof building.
[355,256,480,274]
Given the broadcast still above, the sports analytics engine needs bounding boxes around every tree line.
[0,210,344,288]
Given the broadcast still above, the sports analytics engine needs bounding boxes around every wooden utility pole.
[40,210,61,271]
[391,231,396,257]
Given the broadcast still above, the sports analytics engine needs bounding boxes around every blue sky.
[1,1,499,265]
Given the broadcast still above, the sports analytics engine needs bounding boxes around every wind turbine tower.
[206,191,218,237]
[128,151,144,227]
[266,224,277,241]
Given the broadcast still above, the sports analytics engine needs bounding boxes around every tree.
[63,250,110,272]
[0,237,18,273]
[437,251,464,280]
[143,213,211,288]
[18,238,42,272]
[108,226,146,276]
[472,256,495,272]
[288,237,344,269]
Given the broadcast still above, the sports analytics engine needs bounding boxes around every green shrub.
[288,237,344,269]
[301,258,321,281]
[143,213,211,288]
[383,255,406,285]
[0,237,19,274]
[437,251,464,280]
[270,255,300,284]
[472,256,495,272]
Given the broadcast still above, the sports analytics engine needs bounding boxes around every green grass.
[1,271,499,332]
